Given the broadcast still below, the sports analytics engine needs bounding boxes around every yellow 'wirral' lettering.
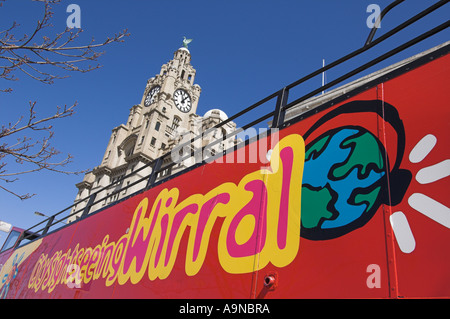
[27,134,304,292]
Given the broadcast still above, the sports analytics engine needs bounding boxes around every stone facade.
[69,46,237,222]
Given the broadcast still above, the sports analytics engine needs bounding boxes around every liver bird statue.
[182,36,193,49]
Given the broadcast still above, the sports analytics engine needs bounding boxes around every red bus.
[1,3,449,299]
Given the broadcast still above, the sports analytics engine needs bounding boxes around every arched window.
[155,121,161,131]
[118,135,137,166]
[125,144,134,157]
[171,116,181,130]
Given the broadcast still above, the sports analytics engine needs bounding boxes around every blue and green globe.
[301,126,386,240]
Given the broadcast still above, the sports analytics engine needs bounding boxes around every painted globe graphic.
[301,127,387,240]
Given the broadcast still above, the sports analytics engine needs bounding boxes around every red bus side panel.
[1,52,448,299]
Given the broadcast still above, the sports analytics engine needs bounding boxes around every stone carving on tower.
[69,41,237,222]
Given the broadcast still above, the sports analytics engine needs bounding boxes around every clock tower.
[137,46,201,160]
[69,43,236,222]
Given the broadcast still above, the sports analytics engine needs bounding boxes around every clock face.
[173,89,192,113]
[144,85,161,106]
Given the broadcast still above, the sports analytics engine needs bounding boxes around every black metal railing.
[18,0,449,246]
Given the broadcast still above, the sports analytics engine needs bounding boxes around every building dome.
[204,109,228,121]
[177,47,190,54]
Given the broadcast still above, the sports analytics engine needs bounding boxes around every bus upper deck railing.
[17,0,450,247]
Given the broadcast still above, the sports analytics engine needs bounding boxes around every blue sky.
[0,0,448,247]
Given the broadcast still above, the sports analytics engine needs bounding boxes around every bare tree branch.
[0,0,129,88]
[0,0,129,200]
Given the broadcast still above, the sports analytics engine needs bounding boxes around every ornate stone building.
[69,44,237,221]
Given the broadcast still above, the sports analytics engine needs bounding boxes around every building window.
[151,137,156,147]
[140,136,145,144]
[145,120,150,129]
[125,144,134,157]
[161,143,166,150]
[171,116,181,130]
[155,122,161,131]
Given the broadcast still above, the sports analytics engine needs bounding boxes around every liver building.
[69,42,237,221]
